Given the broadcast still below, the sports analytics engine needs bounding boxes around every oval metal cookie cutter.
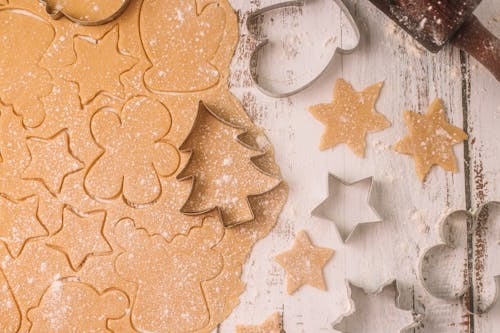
[40,0,131,26]
[246,0,361,98]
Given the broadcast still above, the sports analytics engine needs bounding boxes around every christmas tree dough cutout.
[41,0,130,25]
[309,79,390,157]
[275,230,334,295]
[393,98,468,182]
[236,312,283,333]
[177,101,281,227]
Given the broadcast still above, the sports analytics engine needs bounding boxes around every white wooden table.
[222,0,500,332]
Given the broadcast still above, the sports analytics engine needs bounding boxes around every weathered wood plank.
[220,0,500,332]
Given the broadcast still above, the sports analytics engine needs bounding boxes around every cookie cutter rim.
[246,0,361,98]
[176,101,282,228]
[332,279,423,332]
[418,201,500,315]
[311,173,382,243]
[39,0,131,26]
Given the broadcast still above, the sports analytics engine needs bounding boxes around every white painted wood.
[221,0,500,332]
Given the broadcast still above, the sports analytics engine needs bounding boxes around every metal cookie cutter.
[176,101,282,228]
[40,0,131,26]
[333,279,423,332]
[246,0,361,98]
[312,174,381,243]
[418,201,500,315]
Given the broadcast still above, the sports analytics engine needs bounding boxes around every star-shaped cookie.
[312,174,381,243]
[275,230,334,295]
[0,194,48,258]
[309,79,390,157]
[23,130,84,195]
[62,25,136,104]
[393,98,468,182]
[46,206,111,271]
[236,312,283,333]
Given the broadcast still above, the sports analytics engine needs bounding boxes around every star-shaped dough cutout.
[23,130,84,195]
[47,206,111,271]
[309,79,390,157]
[312,174,381,242]
[393,98,468,182]
[0,194,48,258]
[236,312,283,333]
[275,230,334,295]
[62,25,136,104]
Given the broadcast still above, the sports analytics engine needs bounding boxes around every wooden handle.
[451,15,500,81]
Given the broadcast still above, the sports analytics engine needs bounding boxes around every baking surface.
[224,0,500,332]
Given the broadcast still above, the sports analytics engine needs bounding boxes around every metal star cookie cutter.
[418,201,500,315]
[333,279,423,332]
[311,174,382,243]
[246,0,361,98]
[40,0,131,26]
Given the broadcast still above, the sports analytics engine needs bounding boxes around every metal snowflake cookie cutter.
[176,101,282,228]
[418,201,500,315]
[333,279,423,333]
[311,174,382,243]
[39,0,131,26]
[246,0,361,98]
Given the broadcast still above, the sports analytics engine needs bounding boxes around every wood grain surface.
[221,0,500,332]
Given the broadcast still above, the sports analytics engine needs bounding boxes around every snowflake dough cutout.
[393,98,468,182]
[333,280,422,333]
[275,230,334,295]
[236,312,283,333]
[309,79,390,157]
[84,96,179,207]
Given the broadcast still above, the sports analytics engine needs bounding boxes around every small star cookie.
[393,98,468,182]
[309,79,390,157]
[236,312,282,333]
[275,230,334,295]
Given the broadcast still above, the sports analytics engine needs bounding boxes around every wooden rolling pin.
[368,0,500,81]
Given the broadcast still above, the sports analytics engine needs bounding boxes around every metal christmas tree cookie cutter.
[246,0,361,98]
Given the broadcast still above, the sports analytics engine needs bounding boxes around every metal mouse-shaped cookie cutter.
[246,0,361,98]
[40,0,131,26]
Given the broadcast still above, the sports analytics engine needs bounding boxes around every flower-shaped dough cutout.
[84,96,180,207]
[0,9,54,128]
[27,279,129,332]
[113,217,224,333]
[419,202,500,314]
[140,0,225,92]
[41,0,130,25]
